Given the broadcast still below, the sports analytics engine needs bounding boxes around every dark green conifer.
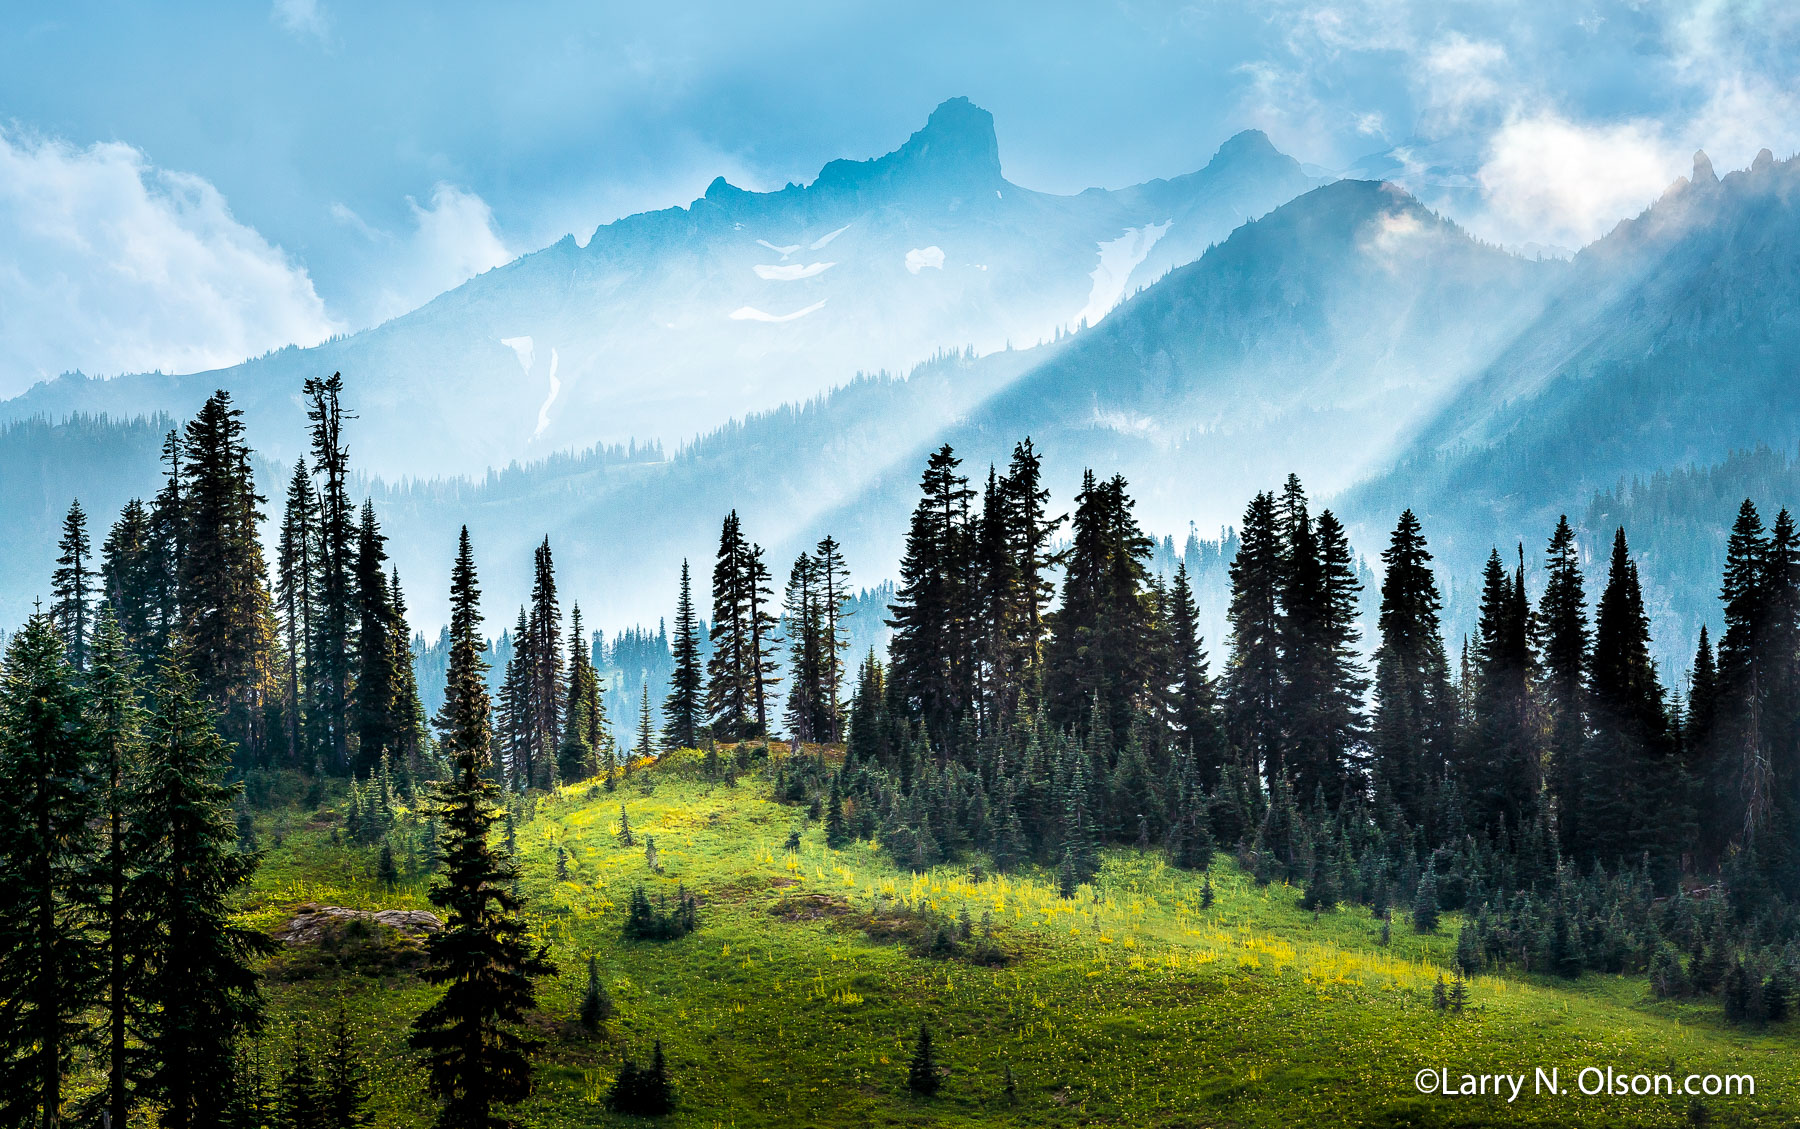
[410,527,556,1129]
[52,498,95,671]
[906,1024,941,1097]
[662,561,704,751]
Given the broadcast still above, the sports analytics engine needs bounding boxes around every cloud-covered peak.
[813,96,1003,196]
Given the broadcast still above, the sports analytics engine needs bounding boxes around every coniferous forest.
[3,371,1799,1125]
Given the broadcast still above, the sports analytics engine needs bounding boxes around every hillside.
[0,99,1318,479]
[238,749,1800,1127]
[1344,149,1800,600]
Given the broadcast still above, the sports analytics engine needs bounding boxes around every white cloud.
[1477,114,1679,249]
[272,0,330,42]
[365,184,514,323]
[904,246,945,274]
[0,127,338,392]
[1418,34,1508,133]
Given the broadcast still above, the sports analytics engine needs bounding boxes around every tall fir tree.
[1225,490,1284,782]
[276,459,320,769]
[662,560,704,751]
[130,652,272,1129]
[1369,510,1453,830]
[559,604,603,782]
[888,446,978,758]
[526,538,565,790]
[1537,516,1590,856]
[100,498,156,661]
[352,501,401,776]
[1045,473,1154,752]
[1582,528,1681,874]
[1463,548,1540,835]
[87,614,150,1127]
[0,616,99,1128]
[51,499,95,672]
[177,390,279,764]
[411,526,555,1129]
[303,374,357,773]
[706,513,755,739]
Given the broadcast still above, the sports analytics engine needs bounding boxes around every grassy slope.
[244,748,1800,1127]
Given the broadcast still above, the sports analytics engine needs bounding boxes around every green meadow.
[243,747,1800,1127]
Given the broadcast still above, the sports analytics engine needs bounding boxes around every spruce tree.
[706,512,754,739]
[887,446,978,756]
[1045,473,1153,750]
[559,605,603,782]
[131,652,272,1128]
[410,526,555,1129]
[1370,510,1454,830]
[1538,516,1590,856]
[907,1025,941,1097]
[662,560,704,751]
[526,538,565,791]
[1225,491,1284,782]
[276,460,320,769]
[88,615,150,1126]
[635,685,656,767]
[579,956,613,1031]
[101,497,157,661]
[0,616,99,1127]
[813,536,854,742]
[51,498,95,672]
[1463,548,1539,835]
[303,374,357,773]
[1585,530,1681,874]
[352,501,401,776]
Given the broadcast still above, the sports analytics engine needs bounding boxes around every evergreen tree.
[276,460,319,769]
[579,956,613,1031]
[813,536,854,742]
[1583,529,1680,873]
[410,527,555,1129]
[144,429,187,660]
[1538,516,1590,856]
[526,538,565,791]
[1280,499,1366,808]
[303,374,357,773]
[131,652,272,1128]
[782,551,825,743]
[1463,548,1539,835]
[51,498,95,671]
[101,497,157,662]
[1370,510,1454,830]
[888,446,978,756]
[1165,563,1224,775]
[352,502,401,776]
[662,560,703,751]
[177,390,280,762]
[907,1025,941,1097]
[88,615,150,1126]
[1226,491,1284,781]
[559,605,603,782]
[635,685,656,766]
[706,512,756,739]
[0,616,99,1127]
[1045,473,1154,750]
[320,1007,368,1129]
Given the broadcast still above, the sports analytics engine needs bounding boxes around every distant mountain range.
[0,98,1317,479]
[6,106,1800,689]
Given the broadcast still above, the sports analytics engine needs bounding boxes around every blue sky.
[3,0,1797,393]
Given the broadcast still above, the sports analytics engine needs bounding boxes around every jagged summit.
[1693,149,1718,185]
[813,96,1003,195]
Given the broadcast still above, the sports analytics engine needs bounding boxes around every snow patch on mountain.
[729,300,827,323]
[754,262,835,281]
[532,349,560,439]
[810,224,851,249]
[756,240,801,258]
[1074,222,1171,327]
[500,335,534,374]
[905,247,945,274]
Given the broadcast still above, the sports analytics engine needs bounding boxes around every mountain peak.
[813,96,1002,195]
[1693,149,1718,185]
[1212,129,1282,164]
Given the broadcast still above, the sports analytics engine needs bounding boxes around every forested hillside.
[6,374,1800,1124]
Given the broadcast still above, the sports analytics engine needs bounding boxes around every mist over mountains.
[5,101,1800,688]
[0,98,1315,479]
